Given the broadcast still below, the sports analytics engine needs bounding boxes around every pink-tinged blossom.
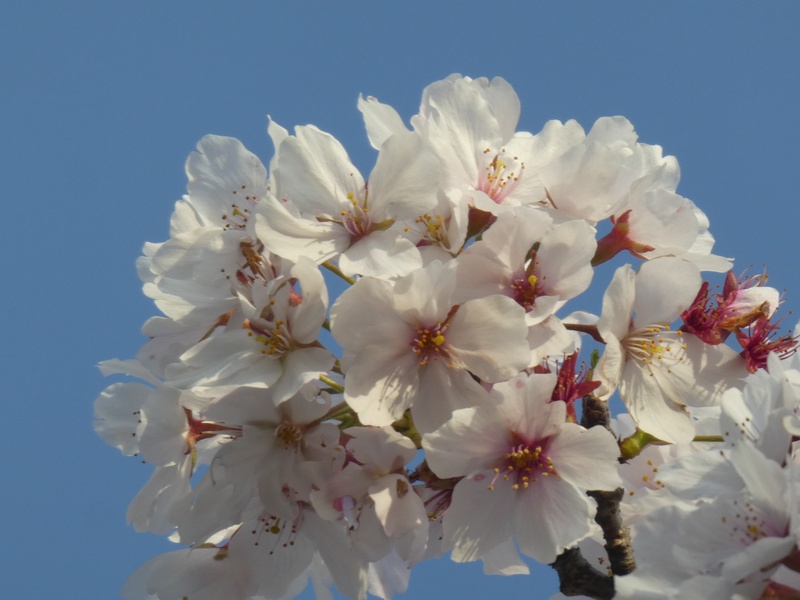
[410,75,583,216]
[548,352,601,422]
[255,124,439,279]
[94,359,239,535]
[309,426,428,564]
[422,372,621,565]
[619,441,798,598]
[164,257,334,405]
[539,117,678,225]
[737,316,798,374]
[596,258,746,443]
[593,171,731,271]
[141,135,273,327]
[330,260,530,434]
[456,206,595,363]
[682,270,782,345]
[158,387,372,599]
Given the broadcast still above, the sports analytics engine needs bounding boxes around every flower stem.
[319,374,344,393]
[618,429,662,461]
[564,322,605,344]
[692,435,725,443]
[322,261,357,285]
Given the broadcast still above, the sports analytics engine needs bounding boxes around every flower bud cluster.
[95,75,798,600]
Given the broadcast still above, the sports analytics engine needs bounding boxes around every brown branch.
[581,395,637,577]
[550,547,614,599]
[564,322,605,344]
[580,394,613,433]
[587,489,636,576]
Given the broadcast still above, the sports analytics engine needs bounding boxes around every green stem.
[692,435,725,443]
[319,401,351,421]
[319,374,344,393]
[322,261,357,285]
[392,410,422,449]
[618,429,661,461]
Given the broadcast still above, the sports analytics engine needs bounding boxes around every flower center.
[408,212,452,251]
[223,184,259,230]
[721,496,788,547]
[246,317,291,357]
[623,324,687,373]
[250,512,300,554]
[274,422,304,447]
[411,323,451,366]
[340,192,373,240]
[489,433,556,491]
[510,273,543,312]
[476,148,525,204]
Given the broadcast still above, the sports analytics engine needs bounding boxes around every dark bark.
[587,488,636,576]
[550,547,614,599]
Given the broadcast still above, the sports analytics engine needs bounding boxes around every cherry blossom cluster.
[95,75,800,600]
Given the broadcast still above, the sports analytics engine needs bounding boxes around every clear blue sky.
[3,2,799,599]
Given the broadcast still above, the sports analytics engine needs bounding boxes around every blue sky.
[3,2,799,599]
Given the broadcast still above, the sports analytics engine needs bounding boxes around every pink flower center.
[489,433,556,491]
[476,148,524,204]
[411,322,451,366]
[340,194,372,240]
[510,273,543,312]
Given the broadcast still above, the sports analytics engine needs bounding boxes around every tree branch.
[550,547,614,599]
[581,395,637,577]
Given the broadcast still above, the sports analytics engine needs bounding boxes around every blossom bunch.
[95,75,800,600]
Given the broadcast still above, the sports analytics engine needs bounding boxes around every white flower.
[330,260,530,434]
[540,117,678,224]
[456,206,595,363]
[618,440,798,598]
[255,124,439,279]
[309,426,428,563]
[95,359,237,535]
[423,372,621,564]
[141,135,272,326]
[596,258,745,443]
[411,75,583,216]
[164,257,333,405]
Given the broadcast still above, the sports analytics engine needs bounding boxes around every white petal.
[621,359,695,443]
[597,265,635,343]
[548,423,622,490]
[513,476,597,564]
[444,472,516,563]
[358,94,409,149]
[367,131,439,219]
[370,474,427,538]
[338,230,422,279]
[633,257,700,327]
[255,196,347,264]
[276,125,364,217]
[447,295,530,380]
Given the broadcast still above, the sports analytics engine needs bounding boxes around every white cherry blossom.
[330,259,530,433]
[423,372,621,564]
[596,257,745,443]
[256,124,439,278]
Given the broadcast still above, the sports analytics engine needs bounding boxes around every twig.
[550,547,614,599]
[581,394,636,577]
